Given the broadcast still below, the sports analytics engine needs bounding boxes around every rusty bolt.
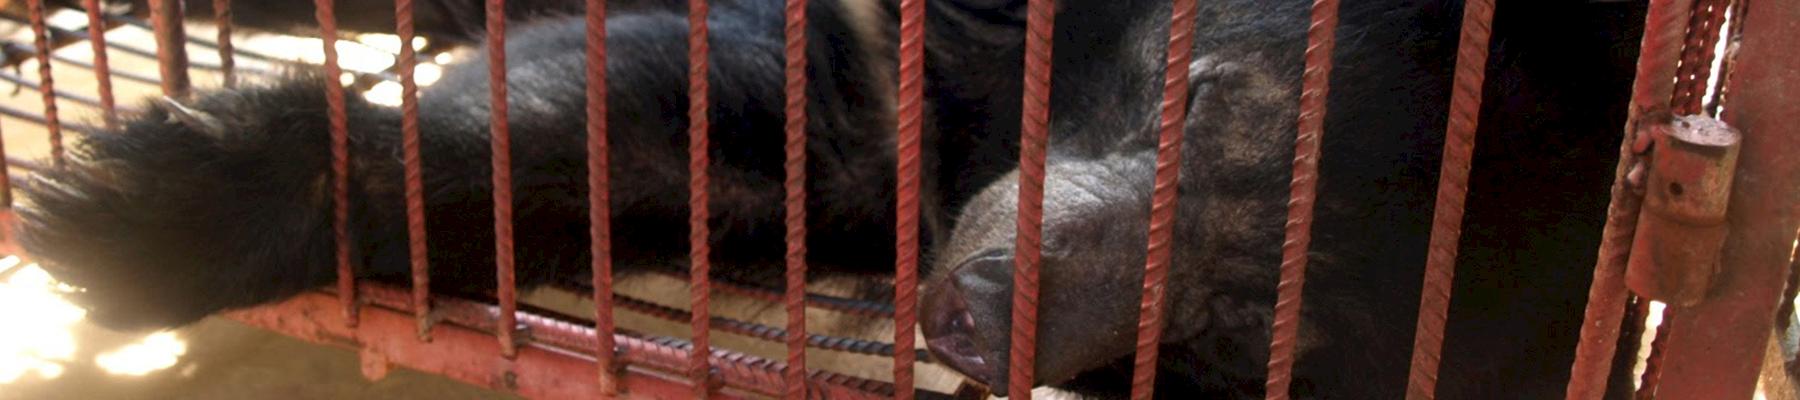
[1626,115,1741,306]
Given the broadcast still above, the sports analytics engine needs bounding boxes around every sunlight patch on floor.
[94,332,186,377]
[1,255,192,381]
[0,256,82,384]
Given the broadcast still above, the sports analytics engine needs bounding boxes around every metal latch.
[1625,114,1742,306]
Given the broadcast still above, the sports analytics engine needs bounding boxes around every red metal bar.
[222,284,908,400]
[484,0,519,358]
[585,0,617,394]
[1127,1,1198,399]
[213,0,236,88]
[1264,0,1339,397]
[1633,306,1673,399]
[780,0,809,398]
[1672,0,1729,116]
[1622,295,1652,377]
[80,0,118,129]
[395,0,433,342]
[1009,0,1054,398]
[1404,1,1495,398]
[1563,1,1696,398]
[686,0,715,396]
[1703,0,1744,117]
[1647,0,1800,395]
[147,0,190,98]
[313,0,360,329]
[1624,17,1742,308]
[893,0,925,395]
[25,0,62,166]
[1621,0,1735,336]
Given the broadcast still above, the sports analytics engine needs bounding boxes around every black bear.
[13,0,1651,399]
[918,0,1649,398]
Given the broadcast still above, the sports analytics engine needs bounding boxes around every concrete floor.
[2,306,520,400]
[0,259,960,400]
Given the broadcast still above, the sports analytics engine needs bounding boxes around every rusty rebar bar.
[394,0,433,342]
[1008,0,1055,397]
[147,0,190,97]
[893,0,925,397]
[1264,0,1339,397]
[686,0,715,395]
[780,0,810,398]
[483,0,518,358]
[1671,0,1729,115]
[1128,0,1198,398]
[26,0,62,166]
[1405,1,1496,397]
[212,0,235,88]
[313,0,359,328]
[1634,306,1673,399]
[80,0,117,128]
[584,0,617,394]
[1563,1,1696,398]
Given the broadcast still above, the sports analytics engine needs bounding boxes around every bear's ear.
[154,97,228,140]
[1184,57,1251,116]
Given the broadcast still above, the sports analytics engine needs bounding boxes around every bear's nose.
[921,249,1016,396]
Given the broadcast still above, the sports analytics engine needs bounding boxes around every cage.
[0,0,1791,399]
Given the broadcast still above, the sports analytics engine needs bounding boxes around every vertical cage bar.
[585,0,617,395]
[686,0,714,396]
[1703,0,1743,117]
[1563,1,1695,398]
[80,0,117,128]
[1404,1,1496,398]
[1671,0,1729,116]
[1009,0,1054,398]
[25,0,63,166]
[147,0,191,97]
[1628,2,1734,395]
[313,0,360,327]
[1634,306,1673,399]
[892,0,924,397]
[1264,0,1339,398]
[1648,0,1800,395]
[483,0,519,358]
[213,0,236,88]
[780,0,809,398]
[1620,295,1652,380]
[1127,0,1198,399]
[395,0,433,341]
